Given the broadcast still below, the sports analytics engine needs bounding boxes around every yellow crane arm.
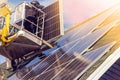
[0,5,17,44]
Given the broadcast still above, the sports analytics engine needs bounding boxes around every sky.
[0,0,120,64]
[7,0,120,29]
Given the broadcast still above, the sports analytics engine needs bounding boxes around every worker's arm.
[0,5,13,43]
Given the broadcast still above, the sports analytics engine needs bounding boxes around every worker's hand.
[17,30,24,36]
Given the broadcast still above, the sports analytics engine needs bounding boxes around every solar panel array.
[12,22,114,80]
[33,23,114,80]
[12,42,115,80]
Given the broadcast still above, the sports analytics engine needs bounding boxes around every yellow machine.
[0,4,18,45]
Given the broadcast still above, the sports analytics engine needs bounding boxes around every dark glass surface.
[42,1,61,41]
[99,58,120,80]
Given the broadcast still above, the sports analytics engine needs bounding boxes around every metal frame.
[13,2,46,45]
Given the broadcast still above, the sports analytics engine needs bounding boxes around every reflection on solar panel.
[19,22,114,80]
[57,6,117,46]
[34,42,115,80]
[42,1,64,41]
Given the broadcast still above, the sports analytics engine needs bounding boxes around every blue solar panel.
[19,22,114,80]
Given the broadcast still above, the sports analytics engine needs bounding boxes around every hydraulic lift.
[0,1,53,71]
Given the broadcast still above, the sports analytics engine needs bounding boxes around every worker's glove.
[17,30,24,37]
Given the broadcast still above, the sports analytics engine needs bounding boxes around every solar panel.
[34,42,115,80]
[32,23,114,79]
[19,22,114,80]
[57,6,117,46]
[41,1,64,41]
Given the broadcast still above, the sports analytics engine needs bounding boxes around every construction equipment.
[0,0,62,72]
[0,3,17,45]
[0,1,45,71]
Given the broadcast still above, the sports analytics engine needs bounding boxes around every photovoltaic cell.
[57,6,117,46]
[35,42,115,80]
[20,22,114,80]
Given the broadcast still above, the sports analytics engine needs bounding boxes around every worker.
[24,0,44,34]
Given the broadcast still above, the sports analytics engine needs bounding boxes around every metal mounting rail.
[13,24,53,48]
